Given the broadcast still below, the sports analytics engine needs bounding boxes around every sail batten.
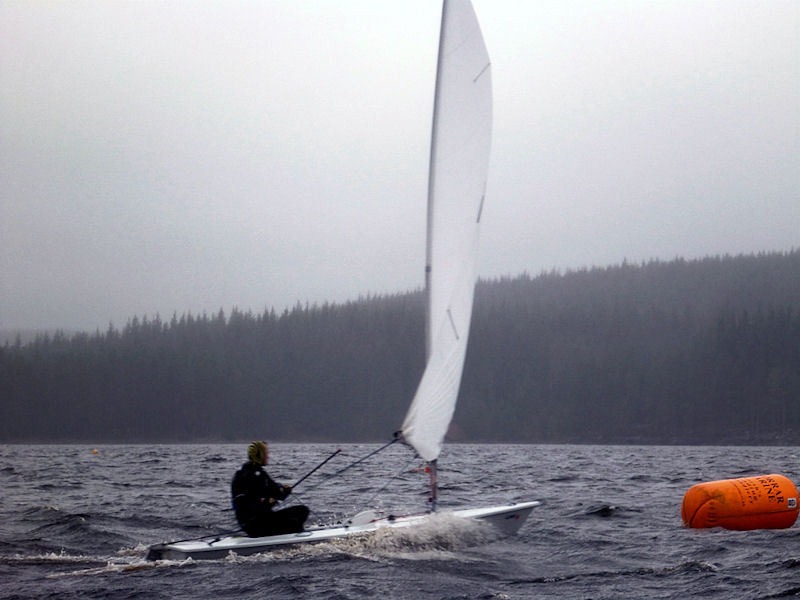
[401,0,491,463]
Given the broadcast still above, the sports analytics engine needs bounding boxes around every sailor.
[231,441,309,537]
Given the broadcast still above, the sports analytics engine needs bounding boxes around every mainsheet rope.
[289,436,422,521]
[294,436,402,496]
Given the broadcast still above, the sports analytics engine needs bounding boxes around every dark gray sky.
[2,0,798,331]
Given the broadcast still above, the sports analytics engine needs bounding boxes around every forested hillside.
[2,250,799,443]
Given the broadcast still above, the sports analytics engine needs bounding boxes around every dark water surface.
[2,443,800,599]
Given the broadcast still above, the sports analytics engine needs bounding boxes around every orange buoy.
[682,474,799,530]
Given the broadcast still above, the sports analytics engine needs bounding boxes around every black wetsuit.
[231,462,309,537]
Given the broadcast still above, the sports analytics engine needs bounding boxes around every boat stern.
[145,543,170,561]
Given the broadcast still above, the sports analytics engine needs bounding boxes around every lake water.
[2,443,800,599]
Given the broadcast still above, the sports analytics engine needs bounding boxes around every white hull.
[146,501,540,561]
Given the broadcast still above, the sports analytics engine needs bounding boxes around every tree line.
[2,250,798,444]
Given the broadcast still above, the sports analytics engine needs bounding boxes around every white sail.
[401,0,492,462]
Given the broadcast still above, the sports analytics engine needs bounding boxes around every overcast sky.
[1,0,798,332]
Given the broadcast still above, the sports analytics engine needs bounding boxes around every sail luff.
[401,0,492,463]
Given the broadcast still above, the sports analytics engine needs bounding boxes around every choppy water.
[2,443,800,599]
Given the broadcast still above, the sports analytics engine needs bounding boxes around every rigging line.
[292,448,342,489]
[299,436,401,494]
[272,447,342,508]
[158,526,244,547]
[360,454,421,514]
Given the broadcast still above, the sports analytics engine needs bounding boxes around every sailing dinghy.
[147,0,539,561]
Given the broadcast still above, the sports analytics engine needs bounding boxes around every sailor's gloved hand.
[282,485,292,496]
[268,497,277,505]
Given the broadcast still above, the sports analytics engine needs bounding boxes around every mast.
[400,0,492,497]
[423,0,450,510]
[428,460,438,511]
[425,0,449,360]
